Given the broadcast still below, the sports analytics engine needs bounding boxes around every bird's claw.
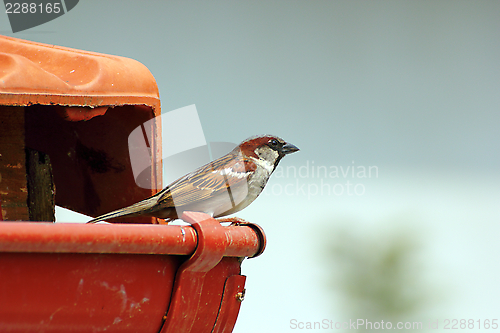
[216,216,250,226]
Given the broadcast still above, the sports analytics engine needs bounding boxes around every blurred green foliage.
[326,220,428,331]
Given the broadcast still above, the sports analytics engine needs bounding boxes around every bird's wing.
[157,152,256,207]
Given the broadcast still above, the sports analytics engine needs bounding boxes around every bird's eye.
[268,139,282,150]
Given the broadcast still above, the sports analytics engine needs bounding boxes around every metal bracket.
[159,212,267,333]
[160,212,230,333]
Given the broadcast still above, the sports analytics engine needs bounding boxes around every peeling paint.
[118,284,127,313]
[99,282,150,317]
[76,278,84,300]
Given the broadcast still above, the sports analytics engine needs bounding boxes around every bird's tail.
[87,196,160,223]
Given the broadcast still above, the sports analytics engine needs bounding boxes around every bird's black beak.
[281,142,300,155]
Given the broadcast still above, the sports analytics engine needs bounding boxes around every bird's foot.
[216,216,250,226]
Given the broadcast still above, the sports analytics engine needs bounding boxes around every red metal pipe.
[0,222,262,258]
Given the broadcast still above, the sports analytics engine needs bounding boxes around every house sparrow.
[88,135,299,224]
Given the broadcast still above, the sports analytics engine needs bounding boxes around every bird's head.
[236,135,299,170]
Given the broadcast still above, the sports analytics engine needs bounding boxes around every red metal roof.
[0,35,162,222]
[0,35,159,110]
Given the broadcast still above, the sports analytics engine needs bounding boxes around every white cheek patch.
[253,147,279,171]
[250,154,275,174]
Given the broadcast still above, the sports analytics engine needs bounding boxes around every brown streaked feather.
[156,151,257,207]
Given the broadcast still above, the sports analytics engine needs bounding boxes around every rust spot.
[6,163,22,169]
[235,289,245,302]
